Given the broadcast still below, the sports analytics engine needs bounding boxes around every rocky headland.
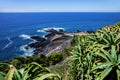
[24,28,89,55]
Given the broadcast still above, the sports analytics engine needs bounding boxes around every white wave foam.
[37,27,64,33]
[20,45,34,56]
[19,34,31,39]
[2,37,13,50]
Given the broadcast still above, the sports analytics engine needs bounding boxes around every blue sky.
[0,0,120,12]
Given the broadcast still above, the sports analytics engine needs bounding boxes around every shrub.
[46,52,63,65]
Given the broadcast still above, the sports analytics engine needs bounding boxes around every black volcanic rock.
[59,29,64,32]
[33,48,42,55]
[27,40,50,49]
[30,36,46,42]
[24,28,73,55]
[28,42,42,48]
[45,33,55,38]
[77,30,81,32]
[52,35,72,41]
[45,30,64,41]
[86,30,95,33]
[45,28,57,33]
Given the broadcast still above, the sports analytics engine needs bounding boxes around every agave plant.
[0,62,61,80]
[102,31,120,46]
[92,46,120,80]
[68,45,95,80]
[34,73,61,80]
[71,35,90,46]
[0,63,13,80]
[13,67,31,80]
[0,72,5,80]
[0,63,31,80]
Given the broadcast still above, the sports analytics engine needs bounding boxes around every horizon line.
[0,11,120,13]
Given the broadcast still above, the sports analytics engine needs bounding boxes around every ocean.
[0,12,120,61]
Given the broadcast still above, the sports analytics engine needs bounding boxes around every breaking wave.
[19,34,31,39]
[37,27,64,32]
[20,45,35,56]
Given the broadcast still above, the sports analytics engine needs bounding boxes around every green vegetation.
[0,62,61,80]
[47,52,63,65]
[0,22,120,80]
[66,23,120,80]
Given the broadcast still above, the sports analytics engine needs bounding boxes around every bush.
[33,53,48,66]
[116,22,120,26]
[46,52,63,65]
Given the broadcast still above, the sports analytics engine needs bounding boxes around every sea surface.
[0,12,120,61]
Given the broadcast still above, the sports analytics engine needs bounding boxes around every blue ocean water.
[0,12,120,61]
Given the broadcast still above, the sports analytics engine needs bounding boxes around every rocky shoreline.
[24,28,90,56]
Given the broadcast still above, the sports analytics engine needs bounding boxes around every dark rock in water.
[27,40,50,49]
[59,29,64,32]
[45,28,57,33]
[24,46,29,49]
[87,30,95,33]
[33,48,42,55]
[30,36,46,42]
[25,39,50,55]
[25,34,50,49]
[77,30,81,32]
[28,42,42,48]
[45,33,55,39]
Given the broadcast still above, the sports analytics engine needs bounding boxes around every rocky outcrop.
[30,36,46,42]
[24,28,89,55]
[24,28,73,55]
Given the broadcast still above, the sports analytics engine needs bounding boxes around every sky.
[0,0,120,12]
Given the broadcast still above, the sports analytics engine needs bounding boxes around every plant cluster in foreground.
[66,22,120,80]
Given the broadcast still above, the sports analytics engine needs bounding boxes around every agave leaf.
[92,62,111,71]
[97,66,112,80]
[18,68,25,75]
[30,62,51,73]
[0,76,4,80]
[14,69,21,80]
[22,71,30,80]
[32,67,39,72]
[0,72,5,80]
[103,31,111,44]
[115,33,120,44]
[118,54,120,64]
[103,38,110,45]
[111,46,117,61]
[115,39,120,45]
[110,32,114,44]
[26,65,33,73]
[101,50,113,62]
[118,65,120,69]
[34,73,61,80]
[0,62,9,65]
[95,52,109,62]
[4,65,15,80]
[117,69,120,80]
[30,62,43,69]
[18,68,30,80]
